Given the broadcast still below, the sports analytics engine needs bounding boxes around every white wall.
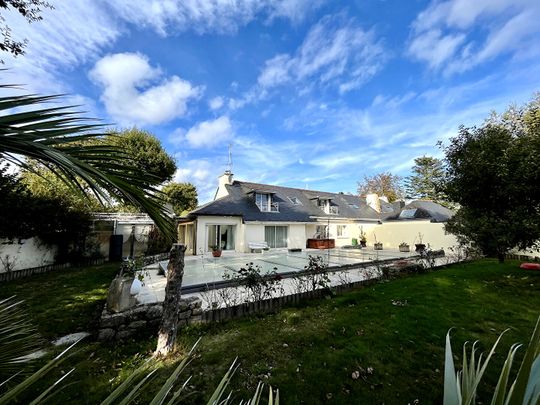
[244,224,265,252]
[193,217,459,254]
[115,223,152,257]
[288,224,306,249]
[243,223,306,251]
[511,248,540,259]
[366,221,458,250]
[0,238,57,272]
[195,216,244,254]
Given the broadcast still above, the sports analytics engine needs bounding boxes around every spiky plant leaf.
[490,343,521,405]
[0,297,43,379]
[444,330,460,405]
[0,338,83,404]
[522,356,540,405]
[100,361,154,405]
[0,86,174,240]
[206,357,239,405]
[506,316,540,405]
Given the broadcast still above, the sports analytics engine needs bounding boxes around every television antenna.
[226,143,233,173]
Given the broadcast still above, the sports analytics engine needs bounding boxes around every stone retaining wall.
[98,297,202,341]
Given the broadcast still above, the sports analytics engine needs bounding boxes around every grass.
[1,259,539,403]
[0,262,119,339]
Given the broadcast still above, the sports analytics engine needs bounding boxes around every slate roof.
[188,180,454,223]
[189,181,381,222]
[387,200,454,223]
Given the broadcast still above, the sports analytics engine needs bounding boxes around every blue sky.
[3,0,540,202]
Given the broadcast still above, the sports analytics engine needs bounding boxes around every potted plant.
[359,228,367,248]
[415,232,426,252]
[399,242,410,252]
[373,233,383,250]
[211,245,222,257]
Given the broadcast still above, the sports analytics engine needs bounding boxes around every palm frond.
[0,86,175,240]
[0,297,43,379]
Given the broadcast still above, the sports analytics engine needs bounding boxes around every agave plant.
[0,85,174,240]
[0,296,84,404]
[102,337,279,405]
[0,296,279,404]
[444,316,540,405]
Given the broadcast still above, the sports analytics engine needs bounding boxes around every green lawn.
[2,259,539,404]
[1,262,119,339]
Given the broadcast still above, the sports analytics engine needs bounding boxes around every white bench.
[248,242,269,253]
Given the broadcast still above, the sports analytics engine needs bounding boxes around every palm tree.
[0,85,174,240]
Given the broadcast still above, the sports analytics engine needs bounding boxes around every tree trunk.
[497,251,505,263]
[155,244,186,357]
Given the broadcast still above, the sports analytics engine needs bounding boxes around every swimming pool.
[156,248,411,288]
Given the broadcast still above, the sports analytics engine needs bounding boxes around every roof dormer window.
[255,193,279,212]
[288,196,302,205]
[315,197,338,215]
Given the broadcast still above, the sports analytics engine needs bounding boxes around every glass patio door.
[265,226,288,248]
[207,225,236,251]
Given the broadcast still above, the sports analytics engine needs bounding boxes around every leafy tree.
[442,96,540,262]
[162,182,198,216]
[357,172,403,202]
[404,155,447,202]
[20,161,102,212]
[107,128,176,185]
[0,86,175,240]
[0,163,92,261]
[20,128,177,213]
[0,0,52,60]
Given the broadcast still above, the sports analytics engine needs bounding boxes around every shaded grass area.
[0,262,119,339]
[3,259,540,404]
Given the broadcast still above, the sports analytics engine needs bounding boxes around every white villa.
[177,171,458,255]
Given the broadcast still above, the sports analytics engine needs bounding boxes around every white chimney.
[214,170,233,200]
[366,193,381,213]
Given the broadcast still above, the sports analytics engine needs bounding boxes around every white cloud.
[408,0,540,74]
[258,54,292,88]
[209,96,224,110]
[1,0,119,95]
[90,52,203,125]
[173,159,217,201]
[256,14,386,95]
[371,92,417,109]
[107,0,326,36]
[174,159,213,183]
[185,116,234,148]
[408,29,465,69]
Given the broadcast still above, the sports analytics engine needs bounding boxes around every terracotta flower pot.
[212,250,222,257]
[374,242,383,250]
[399,245,410,252]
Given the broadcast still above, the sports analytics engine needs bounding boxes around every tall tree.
[404,155,446,201]
[107,128,176,185]
[0,86,175,240]
[20,128,177,213]
[162,182,198,216]
[0,0,51,60]
[20,161,102,212]
[442,95,540,262]
[357,172,403,202]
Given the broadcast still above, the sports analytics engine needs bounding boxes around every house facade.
[178,171,458,255]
